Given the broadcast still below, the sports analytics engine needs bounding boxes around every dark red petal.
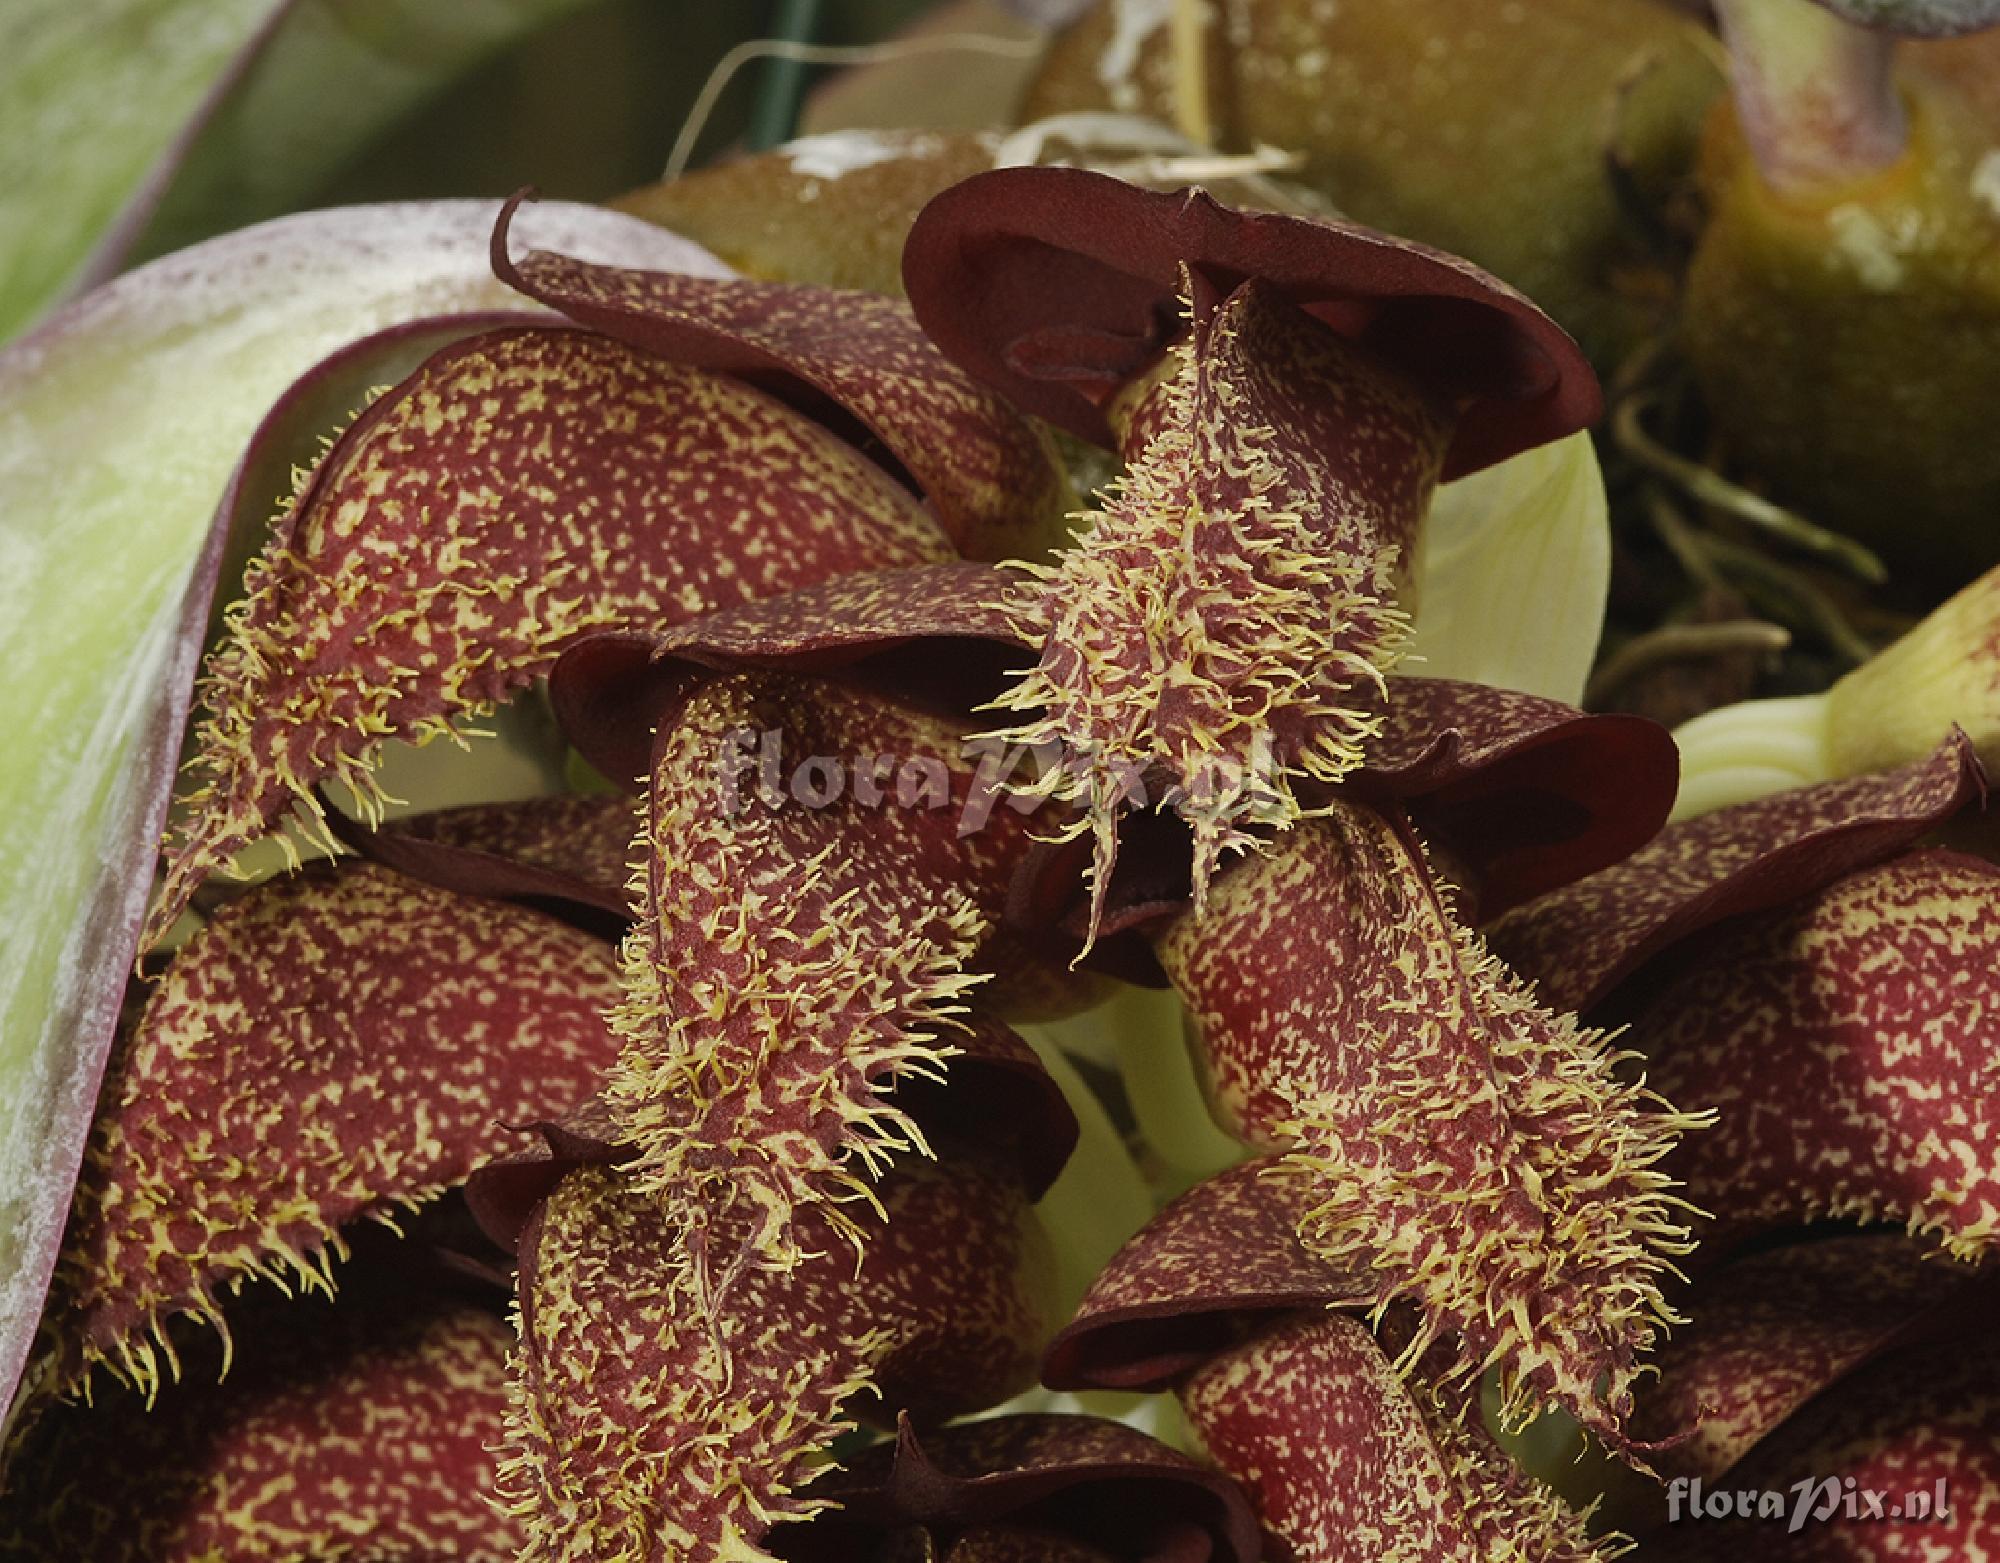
[1636,848,2000,1262]
[1,1289,521,1561]
[148,324,952,946]
[1043,1158,1376,1391]
[46,862,622,1397]
[607,672,1049,1272]
[1156,802,1699,1434]
[550,562,1032,788]
[462,1096,632,1257]
[1644,1335,2000,1560]
[1353,679,1679,917]
[988,276,1450,927]
[1490,732,1986,1015]
[347,792,638,918]
[498,1154,1052,1563]
[784,1413,1261,1563]
[493,196,1072,563]
[1179,1313,1607,1563]
[902,166,1599,479]
[1631,1235,1995,1483]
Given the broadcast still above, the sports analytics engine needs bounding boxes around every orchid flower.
[0,153,1709,1563]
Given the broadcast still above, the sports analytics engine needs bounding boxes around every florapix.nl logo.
[1666,1475,1952,1535]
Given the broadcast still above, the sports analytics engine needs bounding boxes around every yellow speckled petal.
[1180,1313,1610,1563]
[1637,848,2000,1263]
[1157,802,1701,1437]
[1490,733,1984,1015]
[1643,1334,2000,1561]
[1,1287,522,1562]
[46,861,623,1399]
[148,324,953,946]
[607,672,1044,1273]
[493,200,1074,564]
[1632,1234,1990,1482]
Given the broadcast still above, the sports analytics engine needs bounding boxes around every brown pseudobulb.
[1021,0,1723,362]
[616,130,1004,296]
[1683,12,2000,582]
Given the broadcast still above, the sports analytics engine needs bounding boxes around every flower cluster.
[0,152,1995,1563]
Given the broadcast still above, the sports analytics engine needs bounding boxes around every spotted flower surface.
[3,99,1997,1563]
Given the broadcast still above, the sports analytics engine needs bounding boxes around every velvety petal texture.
[1353,678,1678,917]
[149,323,952,944]
[1156,801,1699,1434]
[552,561,1030,788]
[1636,849,2000,1261]
[356,792,640,917]
[1632,1235,1992,1481]
[1180,1313,1607,1563]
[0,197,713,1420]
[47,863,622,1396]
[901,167,1600,478]
[1044,1157,1376,1392]
[1646,1336,2000,1560]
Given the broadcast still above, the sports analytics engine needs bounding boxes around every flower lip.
[901,166,1602,479]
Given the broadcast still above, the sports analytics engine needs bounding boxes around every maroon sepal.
[1490,732,1987,1015]
[1351,679,1679,917]
[1641,1334,2000,1560]
[1010,679,1678,973]
[1629,1234,1998,1487]
[1042,1159,1377,1392]
[0,1278,523,1561]
[492,193,1070,562]
[336,793,637,921]
[900,166,1600,478]
[1635,847,2000,1264]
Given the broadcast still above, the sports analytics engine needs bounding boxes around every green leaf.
[1404,432,1611,707]
[0,0,608,342]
